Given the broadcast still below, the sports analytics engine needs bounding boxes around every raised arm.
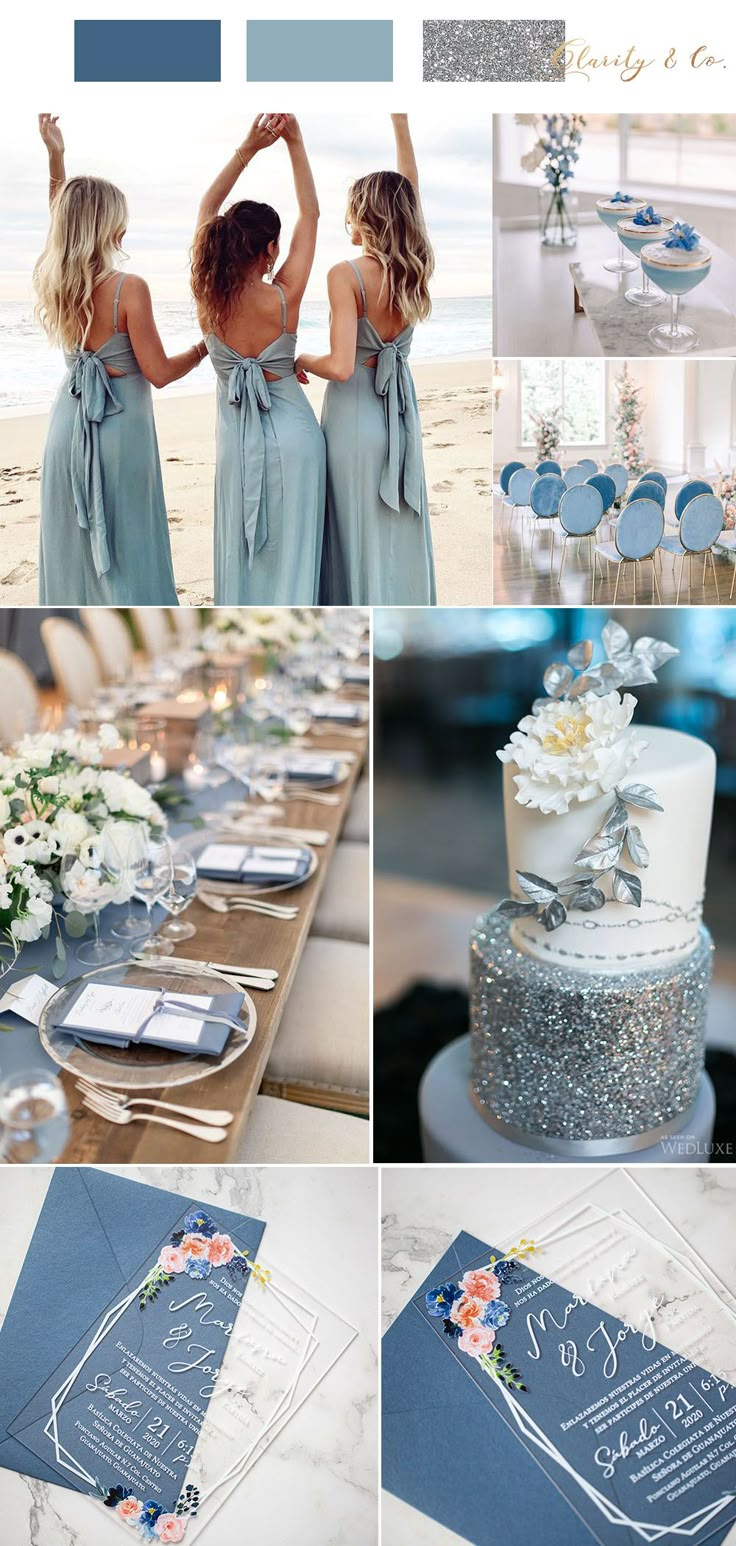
[391,113,419,190]
[38,113,66,206]
[273,116,320,306]
[122,276,207,388]
[195,113,286,231]
[295,264,358,383]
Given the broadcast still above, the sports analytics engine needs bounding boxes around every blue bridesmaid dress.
[320,260,436,605]
[207,282,325,604]
[39,276,177,604]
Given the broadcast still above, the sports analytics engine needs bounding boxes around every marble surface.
[1,1165,378,1546]
[493,219,736,357]
[381,1165,736,1546]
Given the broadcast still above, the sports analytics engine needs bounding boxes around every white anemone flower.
[497,690,646,815]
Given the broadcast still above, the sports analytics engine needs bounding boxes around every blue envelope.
[382,1230,736,1546]
[0,1168,266,1491]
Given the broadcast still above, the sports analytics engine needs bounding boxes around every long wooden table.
[55,720,367,1162]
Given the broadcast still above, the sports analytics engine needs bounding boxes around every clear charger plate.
[38,960,257,1090]
[181,828,319,896]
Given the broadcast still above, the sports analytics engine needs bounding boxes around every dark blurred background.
[373,607,736,1160]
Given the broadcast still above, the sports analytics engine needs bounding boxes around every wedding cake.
[469,621,716,1155]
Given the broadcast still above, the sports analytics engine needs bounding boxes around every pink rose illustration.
[154,1515,187,1542]
[207,1232,235,1267]
[449,1293,485,1329]
[459,1268,501,1302]
[181,1234,208,1258]
[116,1497,143,1522]
[458,1324,496,1358]
[158,1247,186,1274]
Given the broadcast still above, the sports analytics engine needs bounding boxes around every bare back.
[349,255,406,344]
[206,280,296,378]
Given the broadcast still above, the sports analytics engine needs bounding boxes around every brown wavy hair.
[191,200,281,333]
[346,171,433,326]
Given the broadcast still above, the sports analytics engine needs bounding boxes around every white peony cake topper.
[496,621,679,932]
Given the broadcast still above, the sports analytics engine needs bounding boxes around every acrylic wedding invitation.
[384,1203,736,1546]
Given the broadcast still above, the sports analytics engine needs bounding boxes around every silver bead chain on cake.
[470,914,712,1145]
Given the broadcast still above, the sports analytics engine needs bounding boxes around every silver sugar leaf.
[557,874,591,895]
[571,885,606,912]
[633,637,679,671]
[617,660,658,688]
[569,673,599,700]
[540,898,567,932]
[515,871,558,905]
[602,620,632,660]
[497,899,539,918]
[612,868,643,907]
[617,783,664,813]
[567,640,594,670]
[574,833,624,872]
[625,825,650,868]
[543,662,573,699]
[601,801,629,838]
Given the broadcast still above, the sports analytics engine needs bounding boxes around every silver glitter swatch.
[469,913,712,1145]
[423,19,565,83]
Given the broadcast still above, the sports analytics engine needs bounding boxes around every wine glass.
[250,749,286,808]
[131,834,174,959]
[110,826,152,943]
[60,845,125,966]
[641,238,713,354]
[595,194,646,273]
[159,850,198,946]
[0,1068,70,1163]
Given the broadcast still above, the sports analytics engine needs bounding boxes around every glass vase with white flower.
[517,113,585,248]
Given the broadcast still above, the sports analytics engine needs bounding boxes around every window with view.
[520,360,606,447]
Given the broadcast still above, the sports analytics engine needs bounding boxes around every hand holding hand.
[241,114,287,158]
[280,115,303,146]
[38,113,64,158]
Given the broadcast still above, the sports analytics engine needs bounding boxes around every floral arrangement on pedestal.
[517,113,585,248]
[0,726,165,979]
[530,406,561,463]
[613,365,647,481]
[720,470,736,530]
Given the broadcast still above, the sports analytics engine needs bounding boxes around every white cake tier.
[502,725,715,971]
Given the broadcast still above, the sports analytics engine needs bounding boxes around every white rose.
[38,776,60,796]
[51,809,93,854]
[61,859,111,916]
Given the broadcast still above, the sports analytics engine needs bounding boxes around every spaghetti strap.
[112,274,126,333]
[348,260,366,315]
[272,281,288,331]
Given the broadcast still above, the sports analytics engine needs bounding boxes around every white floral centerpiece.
[199,608,326,659]
[0,725,165,978]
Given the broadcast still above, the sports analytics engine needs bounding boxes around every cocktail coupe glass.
[595,194,646,273]
[640,224,712,353]
[616,210,675,307]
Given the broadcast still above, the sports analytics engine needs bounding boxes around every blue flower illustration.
[493,1259,517,1284]
[425,1282,461,1317]
[140,1502,163,1526]
[185,1256,212,1279]
[482,1299,511,1330]
[184,1209,216,1237]
[442,1317,461,1339]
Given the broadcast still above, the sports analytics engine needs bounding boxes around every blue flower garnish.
[185,1256,212,1279]
[610,191,633,203]
[482,1299,511,1329]
[632,205,662,227]
[183,1209,216,1237]
[664,222,700,251]
[425,1282,461,1316]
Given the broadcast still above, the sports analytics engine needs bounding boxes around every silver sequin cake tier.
[470,913,712,1156]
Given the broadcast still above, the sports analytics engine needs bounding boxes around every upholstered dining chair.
[576,458,599,476]
[504,466,537,544]
[586,473,617,516]
[41,617,102,709]
[131,608,173,658]
[594,498,664,605]
[714,528,736,601]
[644,470,668,494]
[603,463,629,499]
[562,464,588,488]
[499,460,525,494]
[556,482,604,587]
[528,472,566,565]
[536,459,562,475]
[81,608,134,682]
[497,460,527,541]
[659,493,724,603]
[674,479,713,519]
[169,610,202,645]
[628,478,666,509]
[0,649,40,743]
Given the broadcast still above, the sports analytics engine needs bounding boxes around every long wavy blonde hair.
[346,171,433,326]
[33,176,128,350]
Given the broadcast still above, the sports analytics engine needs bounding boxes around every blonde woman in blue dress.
[34,115,208,604]
[296,114,436,605]
[191,114,325,604]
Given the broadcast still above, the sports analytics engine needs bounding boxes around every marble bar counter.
[493,218,736,358]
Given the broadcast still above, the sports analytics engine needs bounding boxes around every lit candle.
[149,750,167,783]
[211,684,231,713]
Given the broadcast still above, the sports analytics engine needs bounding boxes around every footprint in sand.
[432,480,453,492]
[432,441,455,449]
[0,498,22,506]
[1,559,37,586]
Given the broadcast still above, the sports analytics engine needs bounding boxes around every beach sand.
[0,356,491,607]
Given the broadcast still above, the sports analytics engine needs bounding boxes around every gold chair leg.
[676,553,684,605]
[709,547,720,602]
[653,559,662,605]
[613,561,622,606]
[558,535,567,585]
[633,559,637,604]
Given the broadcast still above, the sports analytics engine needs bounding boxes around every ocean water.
[0,295,490,415]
